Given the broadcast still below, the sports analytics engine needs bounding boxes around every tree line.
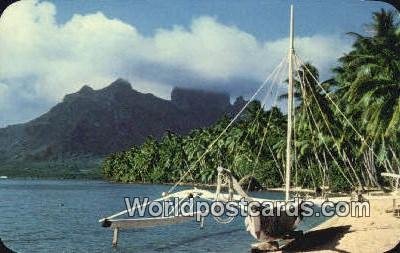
[102,9,400,192]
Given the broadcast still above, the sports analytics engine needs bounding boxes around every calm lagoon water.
[0,179,327,253]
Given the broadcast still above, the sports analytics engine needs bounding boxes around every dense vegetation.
[102,9,400,192]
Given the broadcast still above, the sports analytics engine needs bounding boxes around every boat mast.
[285,5,294,201]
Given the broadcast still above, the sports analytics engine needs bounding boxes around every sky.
[0,0,391,127]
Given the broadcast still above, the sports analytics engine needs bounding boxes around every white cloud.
[0,0,351,126]
[149,17,267,81]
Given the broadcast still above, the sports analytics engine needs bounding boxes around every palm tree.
[336,9,400,145]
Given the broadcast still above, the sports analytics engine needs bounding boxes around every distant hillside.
[0,78,243,176]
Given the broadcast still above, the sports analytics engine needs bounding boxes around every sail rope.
[303,90,355,187]
[267,142,285,182]
[234,55,286,166]
[314,150,327,188]
[294,53,388,171]
[293,59,355,187]
[294,55,362,185]
[299,67,328,188]
[302,67,359,186]
[296,64,328,189]
[168,49,376,195]
[166,56,288,195]
[295,53,396,187]
[247,57,289,190]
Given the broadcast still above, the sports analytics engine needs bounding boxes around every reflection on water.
[0,180,327,253]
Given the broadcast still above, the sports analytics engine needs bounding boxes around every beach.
[282,196,400,252]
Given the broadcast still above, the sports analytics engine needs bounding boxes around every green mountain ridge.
[0,78,244,177]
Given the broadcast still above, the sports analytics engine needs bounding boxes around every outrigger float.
[99,165,352,250]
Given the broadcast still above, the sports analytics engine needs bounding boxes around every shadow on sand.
[282,225,352,253]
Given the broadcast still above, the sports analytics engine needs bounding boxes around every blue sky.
[52,0,387,40]
[0,0,392,127]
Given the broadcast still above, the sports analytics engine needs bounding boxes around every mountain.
[0,79,242,172]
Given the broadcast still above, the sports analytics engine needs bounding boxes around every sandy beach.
[281,196,400,252]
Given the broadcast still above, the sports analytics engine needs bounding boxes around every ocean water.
[0,180,327,253]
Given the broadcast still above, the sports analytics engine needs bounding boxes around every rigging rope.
[303,97,355,186]
[314,150,326,187]
[235,57,285,160]
[267,142,285,182]
[223,55,285,184]
[296,62,327,188]
[300,64,359,186]
[166,56,288,195]
[247,57,289,190]
[293,59,355,187]
[294,53,387,171]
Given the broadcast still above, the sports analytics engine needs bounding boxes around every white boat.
[99,6,310,248]
[0,176,8,179]
[99,4,390,250]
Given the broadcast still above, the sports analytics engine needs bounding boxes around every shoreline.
[282,195,400,252]
[0,176,385,196]
[0,176,388,198]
